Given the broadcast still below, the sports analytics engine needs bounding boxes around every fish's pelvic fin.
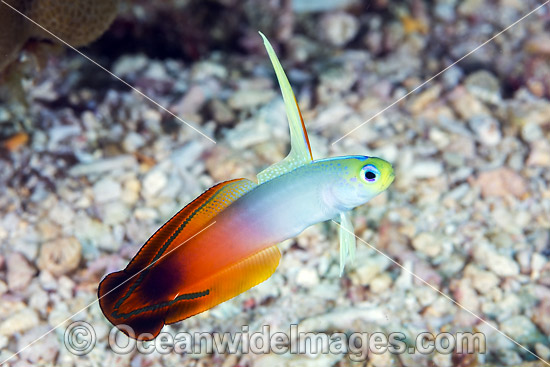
[257,32,314,184]
[338,211,356,276]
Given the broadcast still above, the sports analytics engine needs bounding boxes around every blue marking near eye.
[315,155,368,163]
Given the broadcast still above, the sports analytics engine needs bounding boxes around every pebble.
[535,343,550,361]
[48,125,81,147]
[525,33,550,56]
[142,109,162,132]
[499,315,546,346]
[38,270,57,291]
[464,70,501,104]
[18,326,59,363]
[508,99,550,127]
[100,201,131,225]
[369,273,392,294]
[451,278,480,313]
[143,61,169,80]
[533,299,550,336]
[449,87,491,120]
[209,99,235,125]
[122,131,146,153]
[172,84,207,117]
[468,115,501,146]
[121,178,141,205]
[28,286,48,313]
[295,267,320,288]
[69,155,137,176]
[112,54,148,76]
[142,168,168,198]
[292,0,358,13]
[531,253,546,280]
[227,89,275,110]
[0,309,39,336]
[496,349,522,365]
[408,85,442,115]
[473,244,520,277]
[527,140,550,167]
[37,237,82,277]
[429,128,450,149]
[93,177,122,204]
[225,118,272,149]
[7,253,35,291]
[492,208,530,235]
[134,207,159,221]
[464,264,500,293]
[37,221,61,241]
[369,351,396,367]
[190,60,228,81]
[255,353,342,367]
[442,66,464,89]
[472,168,527,199]
[412,232,442,258]
[521,122,544,142]
[319,12,359,47]
[57,276,75,300]
[408,160,444,179]
[350,256,390,286]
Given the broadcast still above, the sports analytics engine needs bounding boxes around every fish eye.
[360,164,380,183]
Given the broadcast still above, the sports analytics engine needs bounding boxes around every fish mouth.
[384,171,395,188]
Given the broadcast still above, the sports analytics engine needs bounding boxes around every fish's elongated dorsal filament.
[257,32,314,184]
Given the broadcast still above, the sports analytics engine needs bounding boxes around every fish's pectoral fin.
[338,211,356,276]
[257,32,313,184]
[165,245,281,325]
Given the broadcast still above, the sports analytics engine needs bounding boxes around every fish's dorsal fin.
[123,178,257,276]
[257,32,313,184]
[339,211,356,276]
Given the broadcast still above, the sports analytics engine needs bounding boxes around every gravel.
[1,0,549,366]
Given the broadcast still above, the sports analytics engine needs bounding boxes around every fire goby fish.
[98,32,395,340]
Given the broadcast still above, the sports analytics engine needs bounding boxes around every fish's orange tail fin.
[98,270,167,339]
[98,178,260,340]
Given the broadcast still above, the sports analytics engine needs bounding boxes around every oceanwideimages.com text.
[65,321,485,361]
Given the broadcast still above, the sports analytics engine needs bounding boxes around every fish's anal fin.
[102,245,281,340]
[338,211,356,276]
[257,32,313,184]
[165,245,281,325]
[124,178,257,276]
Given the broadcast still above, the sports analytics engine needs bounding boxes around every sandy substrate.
[0,0,550,366]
